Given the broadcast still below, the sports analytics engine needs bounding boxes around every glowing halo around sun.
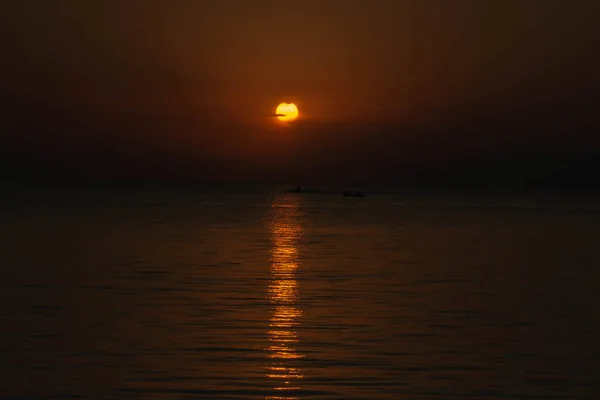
[276,103,299,122]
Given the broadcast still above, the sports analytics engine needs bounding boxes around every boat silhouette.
[285,186,303,193]
[342,191,365,197]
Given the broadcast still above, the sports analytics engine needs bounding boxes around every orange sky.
[1,0,599,184]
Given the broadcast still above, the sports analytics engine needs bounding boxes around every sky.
[1,0,599,186]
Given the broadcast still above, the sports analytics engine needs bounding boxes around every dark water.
[2,187,600,399]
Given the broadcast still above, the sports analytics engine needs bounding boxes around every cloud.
[265,113,287,117]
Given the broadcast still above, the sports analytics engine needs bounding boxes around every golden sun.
[276,103,299,122]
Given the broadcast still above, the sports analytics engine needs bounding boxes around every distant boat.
[285,186,303,193]
[342,191,365,197]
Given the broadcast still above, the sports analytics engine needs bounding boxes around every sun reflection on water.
[266,195,304,399]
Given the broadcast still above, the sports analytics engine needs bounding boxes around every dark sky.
[1,0,599,185]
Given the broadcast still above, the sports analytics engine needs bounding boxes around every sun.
[276,103,299,122]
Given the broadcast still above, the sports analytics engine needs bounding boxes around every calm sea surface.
[2,187,600,399]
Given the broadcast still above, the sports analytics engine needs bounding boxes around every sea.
[1,185,600,399]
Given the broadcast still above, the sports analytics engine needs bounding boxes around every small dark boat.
[343,191,365,197]
[285,185,303,193]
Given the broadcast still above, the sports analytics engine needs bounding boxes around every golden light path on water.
[266,195,304,400]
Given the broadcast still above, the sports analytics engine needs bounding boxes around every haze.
[1,0,599,186]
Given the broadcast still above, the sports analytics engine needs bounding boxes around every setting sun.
[276,103,299,122]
